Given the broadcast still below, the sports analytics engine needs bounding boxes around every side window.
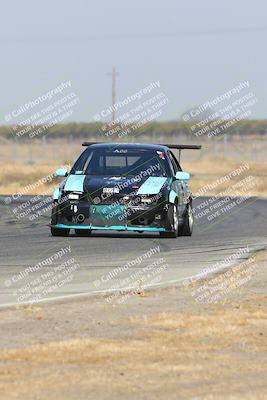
[166,151,175,176]
[71,148,92,173]
[169,152,180,174]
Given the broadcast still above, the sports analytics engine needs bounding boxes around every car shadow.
[70,232,159,239]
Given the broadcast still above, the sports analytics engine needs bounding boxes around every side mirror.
[175,171,190,180]
[55,168,68,177]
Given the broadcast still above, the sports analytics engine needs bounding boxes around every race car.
[51,142,201,238]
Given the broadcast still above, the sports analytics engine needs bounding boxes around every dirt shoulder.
[0,252,266,400]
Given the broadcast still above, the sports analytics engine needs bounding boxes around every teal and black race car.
[51,142,201,238]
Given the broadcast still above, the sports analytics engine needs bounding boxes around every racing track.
[0,196,266,307]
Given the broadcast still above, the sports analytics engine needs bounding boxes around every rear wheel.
[75,229,92,236]
[179,202,193,236]
[51,227,70,236]
[160,204,179,238]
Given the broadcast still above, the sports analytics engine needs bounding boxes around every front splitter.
[54,224,166,232]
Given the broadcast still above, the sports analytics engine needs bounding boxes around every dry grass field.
[0,157,266,197]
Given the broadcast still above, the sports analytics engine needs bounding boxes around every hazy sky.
[1,0,267,123]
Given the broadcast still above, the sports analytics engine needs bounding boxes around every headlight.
[140,193,162,204]
[68,193,80,200]
[141,197,153,204]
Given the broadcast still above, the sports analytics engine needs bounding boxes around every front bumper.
[52,200,170,231]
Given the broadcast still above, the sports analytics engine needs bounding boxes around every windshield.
[71,148,171,177]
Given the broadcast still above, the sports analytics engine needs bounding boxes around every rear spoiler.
[82,142,100,146]
[159,144,201,162]
[81,142,201,162]
[159,144,201,150]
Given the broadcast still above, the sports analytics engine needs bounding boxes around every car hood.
[63,174,169,197]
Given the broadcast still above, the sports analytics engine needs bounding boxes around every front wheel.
[179,202,193,236]
[51,227,70,236]
[160,204,179,238]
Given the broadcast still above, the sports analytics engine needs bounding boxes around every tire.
[75,229,92,236]
[51,227,70,236]
[160,204,179,238]
[50,203,70,236]
[179,202,193,236]
[51,204,59,226]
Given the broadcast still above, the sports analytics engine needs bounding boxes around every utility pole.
[107,66,119,123]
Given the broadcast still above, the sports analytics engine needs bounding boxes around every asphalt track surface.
[0,196,266,307]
